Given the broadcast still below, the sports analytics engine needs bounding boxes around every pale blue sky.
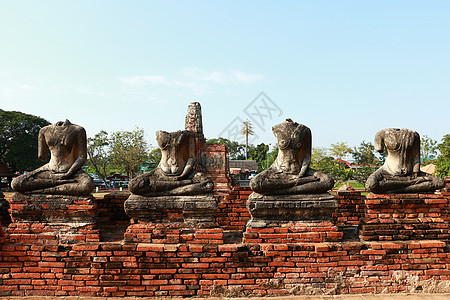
[1,1,449,151]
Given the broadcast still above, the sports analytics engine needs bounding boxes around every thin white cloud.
[232,71,263,83]
[180,68,263,84]
[18,84,41,91]
[118,68,264,96]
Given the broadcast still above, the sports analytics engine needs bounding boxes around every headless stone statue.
[250,119,334,195]
[365,128,444,193]
[11,120,94,196]
[129,130,213,196]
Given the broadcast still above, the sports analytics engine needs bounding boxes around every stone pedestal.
[243,193,342,243]
[6,193,100,244]
[246,193,338,226]
[124,194,223,244]
[360,193,450,241]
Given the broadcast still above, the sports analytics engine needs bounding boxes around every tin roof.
[229,160,258,171]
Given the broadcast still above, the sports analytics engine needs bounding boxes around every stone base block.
[124,194,217,226]
[6,193,100,244]
[360,193,450,241]
[124,223,223,244]
[244,193,342,243]
[9,193,97,223]
[246,193,338,227]
[6,221,100,244]
[243,221,343,243]
[124,194,220,244]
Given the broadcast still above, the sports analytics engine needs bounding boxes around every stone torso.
[157,131,191,176]
[382,129,418,176]
[42,123,83,173]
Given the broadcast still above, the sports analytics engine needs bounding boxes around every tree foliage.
[314,156,354,186]
[420,135,439,164]
[351,141,381,166]
[148,148,162,169]
[250,143,269,171]
[352,166,376,185]
[0,109,50,172]
[266,146,278,170]
[109,127,149,178]
[435,134,450,178]
[329,142,352,161]
[311,147,328,170]
[86,130,111,183]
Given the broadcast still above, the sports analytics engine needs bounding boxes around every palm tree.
[241,120,254,160]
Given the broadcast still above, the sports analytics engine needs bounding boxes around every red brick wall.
[216,186,251,231]
[3,140,450,297]
[202,143,251,232]
[1,239,450,297]
[361,193,450,242]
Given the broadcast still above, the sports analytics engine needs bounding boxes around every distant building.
[229,160,258,173]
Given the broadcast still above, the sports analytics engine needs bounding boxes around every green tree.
[352,167,374,185]
[435,134,450,178]
[148,148,162,169]
[87,130,111,184]
[351,141,380,166]
[206,138,245,160]
[314,156,354,187]
[266,146,278,169]
[109,127,149,178]
[249,143,269,171]
[329,142,352,161]
[241,120,254,160]
[349,141,380,184]
[328,142,353,186]
[0,109,50,172]
[420,135,439,164]
[311,147,329,170]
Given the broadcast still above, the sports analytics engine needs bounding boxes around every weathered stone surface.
[10,119,94,196]
[246,193,337,227]
[129,161,213,196]
[250,119,334,195]
[9,193,97,223]
[124,194,217,225]
[129,104,213,197]
[366,128,444,193]
[185,101,203,133]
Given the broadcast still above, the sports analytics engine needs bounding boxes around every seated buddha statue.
[250,119,334,195]
[11,120,94,196]
[129,130,213,196]
[365,128,444,193]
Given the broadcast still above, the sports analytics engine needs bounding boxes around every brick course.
[360,193,450,241]
[1,239,450,297]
